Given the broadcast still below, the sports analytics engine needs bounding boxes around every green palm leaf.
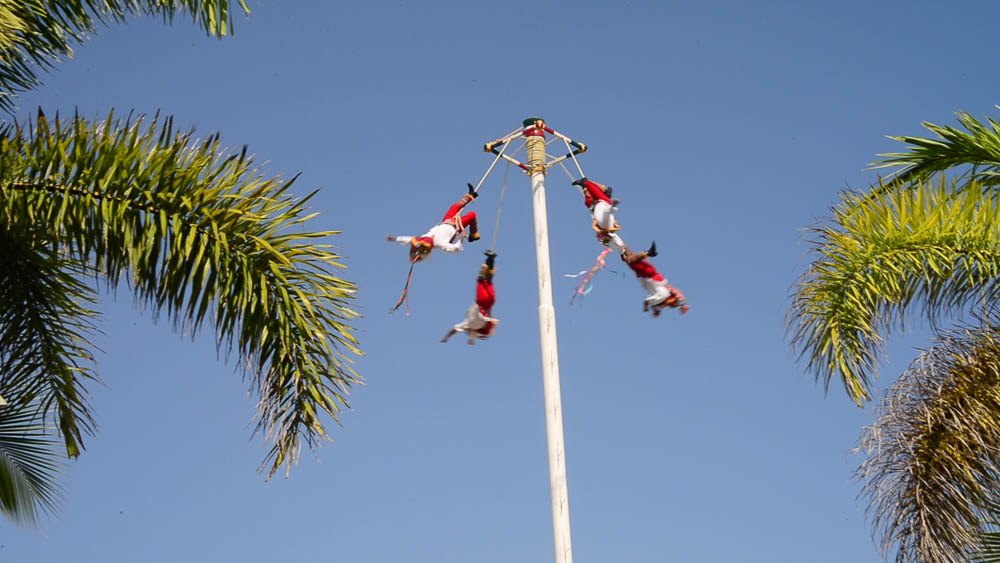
[857,317,1000,563]
[0,0,250,113]
[0,109,361,478]
[0,226,100,458]
[0,398,64,527]
[870,110,1000,190]
[788,176,1000,404]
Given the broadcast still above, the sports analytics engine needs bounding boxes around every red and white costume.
[625,256,687,314]
[626,258,671,306]
[577,179,626,254]
[451,278,497,344]
[392,194,478,261]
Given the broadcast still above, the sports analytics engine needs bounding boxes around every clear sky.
[3,1,999,562]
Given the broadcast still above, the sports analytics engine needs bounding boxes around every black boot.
[571,177,588,187]
[480,251,497,280]
[467,183,478,199]
[646,241,657,258]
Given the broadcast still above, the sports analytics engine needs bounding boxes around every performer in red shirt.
[571,177,626,253]
[621,242,689,317]
[442,251,499,344]
[388,184,480,262]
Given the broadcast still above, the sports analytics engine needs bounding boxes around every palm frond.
[0,0,251,113]
[869,110,1000,191]
[0,227,100,458]
[0,110,361,478]
[857,317,1000,563]
[788,176,1000,404]
[0,398,65,527]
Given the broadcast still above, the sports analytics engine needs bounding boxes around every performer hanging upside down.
[387,184,480,262]
[571,177,626,254]
[621,242,689,317]
[442,251,499,345]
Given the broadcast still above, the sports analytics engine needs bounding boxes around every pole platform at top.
[482,118,587,174]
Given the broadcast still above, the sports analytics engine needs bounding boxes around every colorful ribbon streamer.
[566,247,612,305]
[389,261,417,316]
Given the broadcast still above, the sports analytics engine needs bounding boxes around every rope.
[557,161,585,199]
[558,160,576,181]
[509,139,526,158]
[526,136,546,169]
[564,137,586,178]
[470,137,522,252]
[557,137,586,184]
[471,138,513,193]
[490,161,510,252]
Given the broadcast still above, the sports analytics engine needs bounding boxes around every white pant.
[639,276,671,306]
[592,201,626,254]
[453,304,495,344]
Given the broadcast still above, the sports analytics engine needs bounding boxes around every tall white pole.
[523,117,574,563]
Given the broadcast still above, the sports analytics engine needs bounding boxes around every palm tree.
[788,110,1000,562]
[0,1,362,524]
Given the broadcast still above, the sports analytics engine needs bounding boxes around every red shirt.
[475,278,496,336]
[476,278,495,316]
[627,259,665,282]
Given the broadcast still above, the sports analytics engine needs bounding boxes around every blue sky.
[3,1,1000,561]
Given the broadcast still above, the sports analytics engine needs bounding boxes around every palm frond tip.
[0,399,64,526]
[869,110,1000,191]
[0,0,251,113]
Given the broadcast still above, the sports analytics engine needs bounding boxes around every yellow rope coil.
[525,136,546,174]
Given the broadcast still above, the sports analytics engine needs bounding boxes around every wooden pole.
[523,117,574,563]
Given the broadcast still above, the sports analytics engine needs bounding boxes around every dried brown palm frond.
[858,316,1000,563]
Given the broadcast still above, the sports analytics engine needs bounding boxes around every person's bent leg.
[462,211,479,241]
[442,193,475,222]
[592,201,615,231]
[606,232,627,254]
